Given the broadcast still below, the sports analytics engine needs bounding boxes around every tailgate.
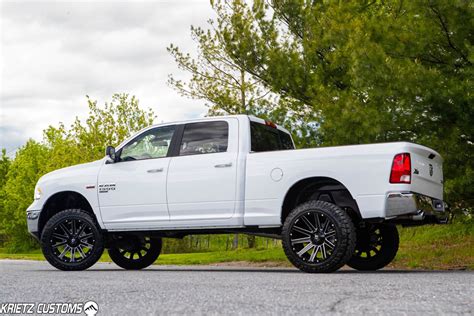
[407,144,444,200]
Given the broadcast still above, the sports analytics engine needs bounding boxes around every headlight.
[34,187,42,200]
[27,210,40,220]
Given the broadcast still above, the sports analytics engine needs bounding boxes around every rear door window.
[179,121,229,156]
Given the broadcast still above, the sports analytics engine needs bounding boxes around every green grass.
[0,247,288,266]
[392,221,474,270]
[1,222,472,269]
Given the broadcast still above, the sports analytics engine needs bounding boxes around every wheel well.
[38,191,96,235]
[281,177,361,224]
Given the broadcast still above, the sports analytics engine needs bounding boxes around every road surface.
[0,260,472,315]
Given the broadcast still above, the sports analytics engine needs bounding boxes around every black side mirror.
[105,146,116,163]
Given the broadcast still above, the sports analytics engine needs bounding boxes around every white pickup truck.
[27,115,448,272]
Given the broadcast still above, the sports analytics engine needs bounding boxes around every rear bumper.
[385,192,449,224]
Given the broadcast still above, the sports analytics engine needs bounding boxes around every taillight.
[390,153,411,183]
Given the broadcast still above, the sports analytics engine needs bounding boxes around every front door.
[98,125,176,230]
[167,119,238,222]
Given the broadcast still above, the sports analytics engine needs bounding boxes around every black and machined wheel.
[41,209,104,271]
[108,235,162,270]
[347,223,399,271]
[282,200,356,273]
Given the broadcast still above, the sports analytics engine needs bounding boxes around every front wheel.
[108,235,162,270]
[282,201,356,273]
[347,223,399,271]
[41,209,104,271]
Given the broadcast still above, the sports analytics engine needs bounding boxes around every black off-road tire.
[41,209,104,271]
[108,236,162,270]
[282,200,356,273]
[347,223,399,271]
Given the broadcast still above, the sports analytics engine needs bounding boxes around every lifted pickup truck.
[27,115,448,272]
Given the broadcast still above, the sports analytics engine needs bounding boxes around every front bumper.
[26,209,41,240]
[386,192,449,224]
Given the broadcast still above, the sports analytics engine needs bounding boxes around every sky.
[0,0,215,156]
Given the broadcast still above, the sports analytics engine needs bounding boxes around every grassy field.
[1,222,472,270]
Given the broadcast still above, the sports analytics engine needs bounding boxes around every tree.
[168,7,321,147]
[2,141,50,250]
[43,93,155,170]
[0,149,11,244]
[176,0,473,213]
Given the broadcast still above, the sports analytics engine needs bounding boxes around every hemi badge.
[86,185,96,189]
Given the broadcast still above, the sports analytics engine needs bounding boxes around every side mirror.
[105,146,116,163]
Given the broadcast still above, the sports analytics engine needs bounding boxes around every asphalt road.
[0,260,472,315]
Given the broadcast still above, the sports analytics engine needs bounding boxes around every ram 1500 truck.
[27,115,449,272]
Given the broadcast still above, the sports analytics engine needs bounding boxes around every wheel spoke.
[314,213,322,230]
[52,233,68,240]
[59,223,72,237]
[291,237,311,245]
[77,246,86,259]
[72,220,77,235]
[300,214,316,232]
[325,230,336,238]
[70,247,76,262]
[321,244,327,259]
[58,246,70,259]
[80,233,94,240]
[52,241,68,248]
[322,219,330,233]
[76,223,86,236]
[325,239,335,249]
[292,225,312,236]
[309,245,320,262]
[80,241,94,249]
[297,242,314,257]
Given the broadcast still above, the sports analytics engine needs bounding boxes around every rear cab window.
[250,120,295,152]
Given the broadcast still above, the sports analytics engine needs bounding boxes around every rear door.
[167,119,239,221]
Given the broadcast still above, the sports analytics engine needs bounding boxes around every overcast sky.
[0,0,214,155]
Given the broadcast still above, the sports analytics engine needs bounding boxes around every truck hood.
[39,159,103,183]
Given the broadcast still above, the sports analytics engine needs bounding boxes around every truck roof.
[149,114,290,134]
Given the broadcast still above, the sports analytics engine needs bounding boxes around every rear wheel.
[41,209,104,271]
[347,223,399,271]
[108,235,162,270]
[282,200,356,273]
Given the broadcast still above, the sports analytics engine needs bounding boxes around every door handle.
[147,168,164,173]
[214,163,232,168]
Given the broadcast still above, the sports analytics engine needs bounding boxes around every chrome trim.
[386,192,448,223]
